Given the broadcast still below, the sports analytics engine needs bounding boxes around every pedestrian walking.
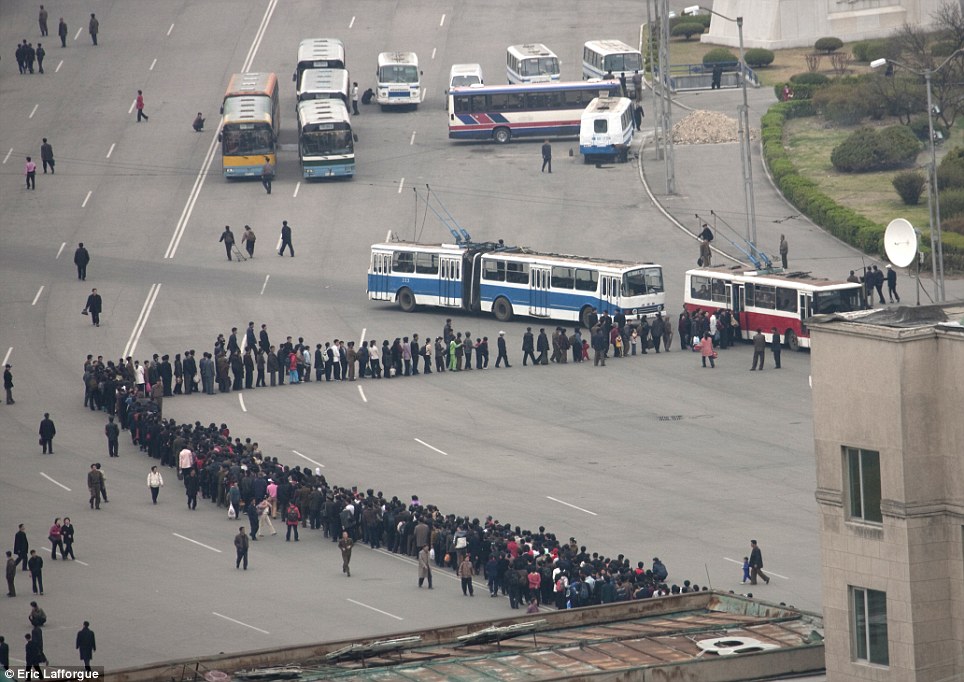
[339,531,353,577]
[284,502,301,541]
[36,43,45,73]
[417,544,433,588]
[495,331,511,367]
[458,554,475,596]
[235,527,249,569]
[47,519,64,560]
[38,413,55,454]
[886,264,900,303]
[14,525,29,571]
[25,42,36,74]
[105,416,119,457]
[711,63,723,89]
[27,550,43,595]
[75,621,95,672]
[16,42,26,74]
[0,635,7,672]
[83,288,102,326]
[4,363,14,404]
[96,463,108,503]
[87,464,103,510]
[58,18,67,48]
[135,90,148,121]
[748,539,770,585]
[700,332,715,368]
[88,13,98,45]
[39,6,49,36]
[779,234,789,269]
[241,225,256,258]
[256,498,276,536]
[261,156,273,194]
[750,329,765,370]
[351,81,359,115]
[770,327,782,369]
[5,551,16,596]
[873,265,886,304]
[24,157,37,189]
[278,220,294,256]
[74,243,89,279]
[60,518,75,560]
[541,140,552,173]
[147,466,163,504]
[25,633,44,675]
[219,226,235,261]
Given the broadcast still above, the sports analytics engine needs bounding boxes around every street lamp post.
[685,6,757,247]
[872,51,962,302]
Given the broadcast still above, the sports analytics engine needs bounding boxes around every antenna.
[884,218,918,268]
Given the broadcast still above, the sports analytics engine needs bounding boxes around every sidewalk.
[639,84,963,303]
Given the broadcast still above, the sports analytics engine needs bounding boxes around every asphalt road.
[2,0,835,670]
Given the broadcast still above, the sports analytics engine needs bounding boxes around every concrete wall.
[810,316,964,682]
[702,0,942,50]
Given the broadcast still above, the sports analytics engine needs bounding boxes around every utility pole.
[645,0,662,160]
[658,0,676,193]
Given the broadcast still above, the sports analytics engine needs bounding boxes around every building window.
[845,447,882,523]
[851,587,889,666]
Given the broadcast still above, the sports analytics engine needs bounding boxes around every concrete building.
[703,0,944,50]
[809,305,964,682]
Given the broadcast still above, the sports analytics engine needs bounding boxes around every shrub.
[814,37,844,54]
[892,171,927,205]
[813,82,881,125]
[908,115,949,142]
[702,48,738,66]
[671,22,705,40]
[790,72,830,85]
[879,125,923,161]
[942,215,964,235]
[938,188,964,218]
[744,48,775,68]
[852,39,899,63]
[773,82,819,100]
[830,126,919,172]
[937,146,964,190]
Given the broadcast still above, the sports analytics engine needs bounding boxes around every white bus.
[582,40,643,91]
[297,68,351,104]
[579,97,634,162]
[376,52,421,108]
[448,63,484,90]
[368,239,665,327]
[297,99,355,179]
[506,44,561,84]
[293,38,346,85]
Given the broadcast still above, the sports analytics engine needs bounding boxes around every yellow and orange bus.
[219,72,280,178]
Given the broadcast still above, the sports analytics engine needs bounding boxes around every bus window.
[483,260,505,281]
[489,94,509,112]
[392,251,415,273]
[594,119,608,134]
[506,261,529,284]
[813,288,861,314]
[551,266,575,289]
[416,252,439,274]
[776,287,797,312]
[574,268,598,292]
[752,284,775,309]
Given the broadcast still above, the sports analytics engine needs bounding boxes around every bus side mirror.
[420,70,424,76]
[219,105,224,115]
[292,72,296,82]
[217,132,222,142]
[353,133,359,142]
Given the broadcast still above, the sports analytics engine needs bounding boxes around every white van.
[448,64,484,91]
[579,97,635,162]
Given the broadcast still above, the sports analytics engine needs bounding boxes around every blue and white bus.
[582,40,643,84]
[506,44,561,84]
[368,239,665,327]
[297,99,354,178]
[579,97,634,162]
[448,80,621,143]
[293,38,347,86]
[376,52,421,108]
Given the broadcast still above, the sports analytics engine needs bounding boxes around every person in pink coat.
[700,332,716,368]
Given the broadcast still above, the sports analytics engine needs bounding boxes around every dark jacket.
[84,293,102,314]
[39,418,56,439]
[76,626,96,660]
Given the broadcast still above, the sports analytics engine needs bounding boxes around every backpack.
[286,506,299,523]
[579,581,590,603]
[340,508,355,528]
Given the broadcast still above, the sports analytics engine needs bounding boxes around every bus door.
[798,291,812,334]
[439,256,461,307]
[529,266,550,316]
[731,283,745,341]
[600,274,620,312]
[371,252,392,300]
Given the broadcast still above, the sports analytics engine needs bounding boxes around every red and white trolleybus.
[683,267,863,350]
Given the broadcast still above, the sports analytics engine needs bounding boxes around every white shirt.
[135,365,145,384]
[709,315,718,334]
[178,448,194,469]
[147,471,164,487]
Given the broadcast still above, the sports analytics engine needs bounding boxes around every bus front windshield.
[813,287,862,314]
[604,53,642,72]
[222,126,274,156]
[301,130,353,156]
[623,267,664,297]
[522,57,560,77]
[379,65,418,83]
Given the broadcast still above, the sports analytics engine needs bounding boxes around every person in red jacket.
[284,502,301,542]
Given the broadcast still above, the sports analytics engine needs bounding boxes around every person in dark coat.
[521,328,535,366]
[83,288,102,326]
[58,18,68,48]
[4,363,13,404]
[770,327,782,369]
[495,331,510,367]
[76,621,96,671]
[39,413,56,453]
[25,633,44,674]
[536,329,550,365]
[650,313,665,353]
[14,524,29,570]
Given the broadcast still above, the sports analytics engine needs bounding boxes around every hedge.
[761,101,964,271]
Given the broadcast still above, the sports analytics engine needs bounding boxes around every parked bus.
[448,80,621,143]
[448,63,484,90]
[376,52,421,108]
[297,68,351,104]
[506,44,561,84]
[579,97,634,162]
[219,72,280,177]
[297,99,354,179]
[582,40,643,93]
[369,239,665,327]
[683,267,863,350]
[293,38,346,86]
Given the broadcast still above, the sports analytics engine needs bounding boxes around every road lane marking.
[29,104,39,119]
[40,473,71,491]
[106,143,115,158]
[39,547,88,565]
[357,385,367,403]
[421,87,427,102]
[724,557,789,580]
[349,16,355,28]
[293,181,300,198]
[431,47,437,60]
[81,190,92,207]
[398,177,405,194]
[546,496,597,516]
[2,347,11,366]
[439,14,445,27]
[239,394,247,412]
[410,130,416,145]
[360,327,366,344]
[56,242,66,258]
[55,60,63,73]
[385,229,392,242]
[291,450,324,468]
[167,23,175,36]
[32,286,44,306]
[73,27,82,40]
[347,599,403,621]
[414,438,447,456]
[260,274,270,296]
[3,148,12,164]
[173,533,222,553]
[128,99,136,114]
[123,283,162,358]
[149,58,157,71]
[212,613,269,634]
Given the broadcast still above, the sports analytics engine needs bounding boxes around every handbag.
[81,309,89,315]
[39,438,44,445]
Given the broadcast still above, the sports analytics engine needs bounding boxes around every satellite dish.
[884,219,918,268]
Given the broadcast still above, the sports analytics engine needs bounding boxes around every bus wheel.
[493,297,514,322]
[397,288,417,313]
[579,306,595,329]
[785,329,799,352]
[493,127,511,144]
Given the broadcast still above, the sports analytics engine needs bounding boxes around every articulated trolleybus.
[683,267,863,350]
[369,236,665,328]
[220,72,280,178]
